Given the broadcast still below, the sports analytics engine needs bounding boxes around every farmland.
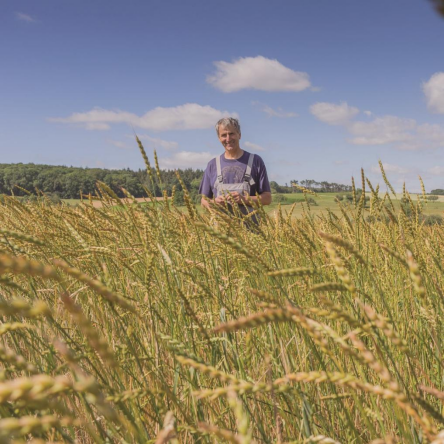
[1,167,444,442]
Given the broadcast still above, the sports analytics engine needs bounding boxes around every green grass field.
[63,192,444,218]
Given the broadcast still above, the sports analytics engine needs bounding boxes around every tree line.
[271,180,353,193]
[0,163,203,201]
[0,163,356,201]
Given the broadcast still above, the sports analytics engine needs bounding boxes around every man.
[199,117,272,218]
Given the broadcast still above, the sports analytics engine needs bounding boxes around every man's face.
[218,125,241,153]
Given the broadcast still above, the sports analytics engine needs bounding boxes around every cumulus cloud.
[348,116,416,145]
[16,12,37,22]
[244,141,265,152]
[85,122,111,131]
[49,104,236,132]
[310,100,444,150]
[429,166,444,176]
[160,151,214,169]
[207,56,311,93]
[252,101,298,118]
[310,102,359,125]
[108,140,133,150]
[136,135,178,151]
[371,163,410,175]
[422,72,444,114]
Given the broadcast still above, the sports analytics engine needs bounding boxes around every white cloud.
[252,101,298,118]
[49,104,236,132]
[422,72,444,114]
[429,166,444,176]
[16,12,37,23]
[310,102,359,126]
[207,56,311,93]
[348,116,416,145]
[86,122,110,131]
[398,123,444,150]
[160,151,214,169]
[108,140,132,150]
[244,141,265,152]
[136,135,178,151]
[311,100,444,150]
[371,163,410,175]
[364,110,373,116]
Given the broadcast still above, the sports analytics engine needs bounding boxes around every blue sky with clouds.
[2,0,444,191]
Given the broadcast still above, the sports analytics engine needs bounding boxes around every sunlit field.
[1,151,444,443]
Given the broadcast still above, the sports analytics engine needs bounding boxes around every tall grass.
[0,155,443,442]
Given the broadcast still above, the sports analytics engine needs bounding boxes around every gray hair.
[215,117,241,136]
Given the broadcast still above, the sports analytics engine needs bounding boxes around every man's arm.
[228,191,272,206]
[252,191,272,206]
[201,195,227,209]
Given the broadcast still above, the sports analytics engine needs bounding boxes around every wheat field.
[0,147,444,443]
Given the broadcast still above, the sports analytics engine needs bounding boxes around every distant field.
[62,192,444,216]
[266,192,444,217]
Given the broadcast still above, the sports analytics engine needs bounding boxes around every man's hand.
[227,192,248,205]
[214,195,226,205]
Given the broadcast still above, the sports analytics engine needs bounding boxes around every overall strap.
[243,153,255,185]
[215,155,223,184]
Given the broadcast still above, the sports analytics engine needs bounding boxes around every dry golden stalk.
[325,242,356,294]
[213,309,293,333]
[349,176,356,206]
[53,259,138,314]
[155,411,179,444]
[228,389,253,444]
[196,222,270,271]
[379,161,396,197]
[175,170,196,219]
[248,288,281,305]
[362,304,408,352]
[309,282,349,293]
[135,136,155,185]
[348,333,392,384]
[292,184,317,196]
[0,322,33,336]
[406,251,426,301]
[154,150,163,186]
[175,355,243,384]
[418,384,444,400]
[274,372,435,439]
[0,254,60,280]
[267,267,315,277]
[0,344,37,374]
[379,245,408,268]
[319,231,366,265]
[303,435,340,444]
[0,375,72,403]
[106,387,162,402]
[0,415,78,438]
[311,296,362,329]
[368,438,398,444]
[0,229,45,247]
[431,432,444,444]
[61,293,117,367]
[0,299,49,318]
[197,423,244,443]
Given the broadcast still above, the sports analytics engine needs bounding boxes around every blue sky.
[2,0,444,191]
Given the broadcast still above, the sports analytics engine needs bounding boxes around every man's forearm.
[245,192,272,206]
[201,197,212,209]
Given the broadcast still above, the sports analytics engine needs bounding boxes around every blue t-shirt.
[199,151,271,198]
